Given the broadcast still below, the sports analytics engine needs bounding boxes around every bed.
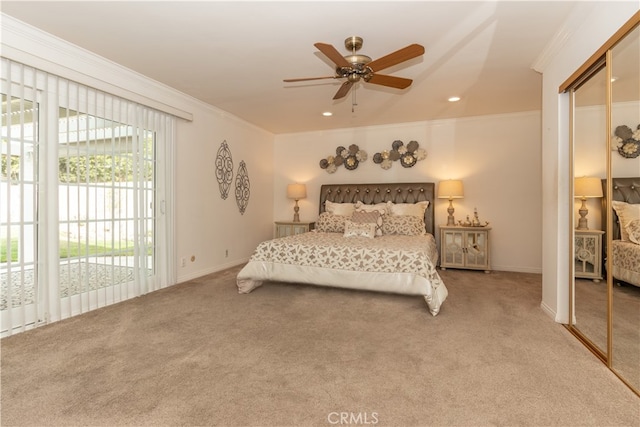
[607,177,640,287]
[236,182,448,315]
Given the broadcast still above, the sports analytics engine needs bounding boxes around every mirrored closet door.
[571,63,608,357]
[563,13,639,397]
[610,23,640,395]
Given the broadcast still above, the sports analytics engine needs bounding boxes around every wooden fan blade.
[333,81,353,99]
[314,42,351,68]
[366,74,413,89]
[367,44,425,72]
[283,76,337,82]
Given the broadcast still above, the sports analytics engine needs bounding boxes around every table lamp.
[574,176,603,230]
[287,183,307,222]
[438,180,464,226]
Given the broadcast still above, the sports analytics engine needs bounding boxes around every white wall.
[175,106,275,283]
[539,3,639,322]
[1,14,276,285]
[274,112,543,273]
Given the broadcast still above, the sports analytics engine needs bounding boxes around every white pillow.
[325,200,355,216]
[343,219,376,238]
[354,201,389,215]
[389,200,429,218]
[612,201,640,241]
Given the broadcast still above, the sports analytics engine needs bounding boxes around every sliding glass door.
[1,58,174,337]
[1,94,40,334]
[57,106,156,317]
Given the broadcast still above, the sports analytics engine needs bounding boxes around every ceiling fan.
[284,36,425,101]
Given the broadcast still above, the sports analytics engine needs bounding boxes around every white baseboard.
[176,258,248,284]
[540,301,563,323]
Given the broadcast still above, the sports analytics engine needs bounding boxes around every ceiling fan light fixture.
[343,54,372,66]
[283,36,425,105]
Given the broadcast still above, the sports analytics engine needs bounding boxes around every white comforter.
[236,231,448,315]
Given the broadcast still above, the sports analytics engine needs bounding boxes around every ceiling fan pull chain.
[352,85,357,112]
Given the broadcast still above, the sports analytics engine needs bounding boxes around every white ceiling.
[1,1,579,134]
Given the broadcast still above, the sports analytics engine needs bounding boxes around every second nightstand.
[274,221,315,238]
[439,225,491,273]
[574,229,604,282]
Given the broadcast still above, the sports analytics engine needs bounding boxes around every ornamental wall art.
[319,144,368,174]
[372,140,427,169]
[612,124,640,159]
[215,141,234,199]
[235,161,250,215]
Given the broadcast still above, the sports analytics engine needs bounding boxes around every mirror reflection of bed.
[607,177,640,384]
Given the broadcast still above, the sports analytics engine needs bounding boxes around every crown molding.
[531,3,595,74]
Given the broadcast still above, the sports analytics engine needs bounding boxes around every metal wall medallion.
[373,140,427,169]
[215,141,234,199]
[235,161,250,215]
[613,124,640,158]
[319,144,368,173]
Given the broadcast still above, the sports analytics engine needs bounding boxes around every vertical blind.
[1,58,176,336]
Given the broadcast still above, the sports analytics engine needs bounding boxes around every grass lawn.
[1,238,137,262]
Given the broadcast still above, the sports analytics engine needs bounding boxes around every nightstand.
[274,221,315,238]
[439,225,491,273]
[574,229,604,282]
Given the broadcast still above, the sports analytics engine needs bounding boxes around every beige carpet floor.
[1,265,639,426]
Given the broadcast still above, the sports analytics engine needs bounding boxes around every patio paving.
[1,261,137,310]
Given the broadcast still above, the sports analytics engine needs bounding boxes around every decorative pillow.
[325,200,356,216]
[626,219,640,245]
[343,219,376,239]
[612,201,640,241]
[315,212,348,233]
[382,215,426,236]
[354,201,390,215]
[389,200,429,218]
[351,210,383,236]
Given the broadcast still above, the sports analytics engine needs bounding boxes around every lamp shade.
[574,177,603,198]
[287,183,307,200]
[437,180,464,199]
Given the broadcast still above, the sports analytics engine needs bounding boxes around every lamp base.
[446,200,456,226]
[577,199,589,230]
[293,200,300,222]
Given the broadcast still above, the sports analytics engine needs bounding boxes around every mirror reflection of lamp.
[574,176,603,230]
[437,180,464,226]
[287,183,307,222]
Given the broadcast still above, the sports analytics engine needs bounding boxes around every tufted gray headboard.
[603,177,640,240]
[319,182,436,235]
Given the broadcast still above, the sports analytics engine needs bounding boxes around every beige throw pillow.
[626,219,640,245]
[343,220,376,238]
[315,212,348,233]
[351,210,383,236]
[382,215,426,236]
[612,201,640,241]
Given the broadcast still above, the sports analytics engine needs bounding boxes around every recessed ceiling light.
[322,111,333,117]
[448,96,461,102]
